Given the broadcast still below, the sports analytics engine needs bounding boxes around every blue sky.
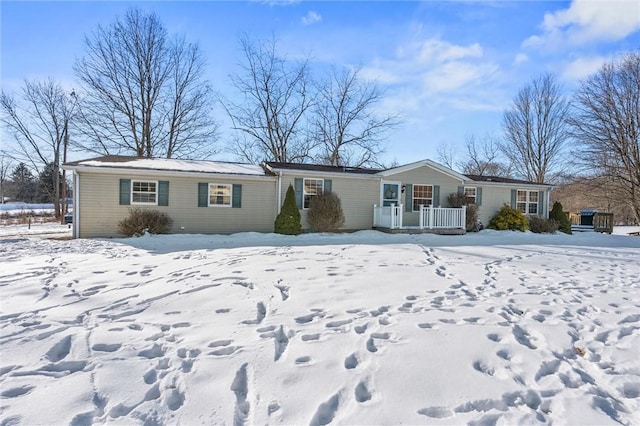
[2,0,639,166]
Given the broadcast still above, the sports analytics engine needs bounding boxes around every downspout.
[277,171,282,214]
[547,188,551,219]
[73,171,80,238]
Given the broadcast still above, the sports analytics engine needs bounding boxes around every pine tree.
[10,163,36,202]
[274,184,302,235]
[550,201,572,234]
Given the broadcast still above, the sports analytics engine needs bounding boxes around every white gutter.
[62,164,276,182]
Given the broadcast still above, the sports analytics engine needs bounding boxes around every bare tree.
[223,35,314,163]
[74,8,217,159]
[312,66,399,167]
[0,79,76,217]
[436,142,457,170]
[570,51,640,224]
[0,151,14,203]
[460,133,511,176]
[501,73,570,183]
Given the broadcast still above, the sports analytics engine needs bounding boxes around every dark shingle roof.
[465,174,548,185]
[264,161,381,175]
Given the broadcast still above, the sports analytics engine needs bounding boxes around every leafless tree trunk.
[0,152,14,204]
[223,35,314,163]
[74,8,217,159]
[312,66,399,167]
[0,79,75,218]
[436,142,457,170]
[461,133,511,177]
[570,51,640,224]
[501,73,570,183]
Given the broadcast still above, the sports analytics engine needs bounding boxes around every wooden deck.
[569,212,614,234]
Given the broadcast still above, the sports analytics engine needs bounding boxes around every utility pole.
[60,90,76,224]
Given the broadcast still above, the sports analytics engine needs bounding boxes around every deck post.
[419,204,424,229]
[428,205,434,229]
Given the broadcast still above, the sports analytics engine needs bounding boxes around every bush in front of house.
[118,208,173,236]
[307,191,345,233]
[549,201,572,234]
[488,204,529,231]
[274,184,302,235]
[528,216,560,233]
[447,192,481,232]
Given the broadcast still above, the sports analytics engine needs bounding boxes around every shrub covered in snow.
[488,204,528,231]
[118,208,173,236]
[307,191,345,233]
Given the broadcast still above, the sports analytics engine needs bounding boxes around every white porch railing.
[373,204,466,230]
[373,204,404,229]
[419,205,466,229]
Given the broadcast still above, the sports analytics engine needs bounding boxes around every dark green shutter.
[433,185,440,207]
[405,184,413,212]
[457,185,464,194]
[119,179,131,205]
[294,178,303,209]
[232,184,242,208]
[538,190,545,216]
[476,187,482,206]
[511,189,517,208]
[198,183,208,207]
[323,179,332,193]
[158,181,169,206]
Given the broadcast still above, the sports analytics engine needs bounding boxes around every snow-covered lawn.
[1,228,639,425]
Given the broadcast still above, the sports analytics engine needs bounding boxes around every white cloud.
[514,53,529,65]
[301,11,321,26]
[524,0,640,48]
[561,55,609,81]
[360,37,503,114]
[397,38,483,64]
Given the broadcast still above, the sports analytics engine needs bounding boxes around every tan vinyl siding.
[383,165,463,226]
[279,175,380,230]
[475,185,549,226]
[77,172,277,238]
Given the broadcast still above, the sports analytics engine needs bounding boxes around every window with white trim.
[303,178,324,209]
[517,190,538,214]
[412,185,433,211]
[464,187,477,203]
[132,180,157,204]
[209,183,232,207]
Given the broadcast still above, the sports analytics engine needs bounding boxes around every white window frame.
[464,187,477,204]
[208,183,232,207]
[303,178,324,209]
[131,180,158,205]
[516,189,538,215]
[412,184,433,212]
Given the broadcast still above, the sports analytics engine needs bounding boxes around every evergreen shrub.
[549,201,572,234]
[488,204,529,231]
[274,184,302,235]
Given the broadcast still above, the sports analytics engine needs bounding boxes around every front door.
[382,182,401,207]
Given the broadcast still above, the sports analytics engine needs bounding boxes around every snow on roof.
[69,156,266,176]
